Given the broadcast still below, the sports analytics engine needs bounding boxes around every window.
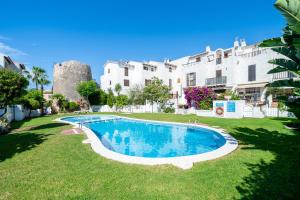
[216,70,222,77]
[108,68,110,74]
[245,87,261,102]
[124,67,128,76]
[169,79,172,88]
[145,79,151,86]
[245,88,260,94]
[248,65,256,81]
[224,52,229,58]
[143,66,148,71]
[151,68,155,72]
[195,57,201,62]
[186,73,196,87]
[169,67,172,72]
[124,79,130,87]
[216,53,222,65]
[177,78,181,83]
[109,80,111,85]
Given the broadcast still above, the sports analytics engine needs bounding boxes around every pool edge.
[55,115,238,170]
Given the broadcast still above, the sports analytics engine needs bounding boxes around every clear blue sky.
[0,0,284,89]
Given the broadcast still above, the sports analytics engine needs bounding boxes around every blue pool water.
[62,115,116,123]
[62,116,226,158]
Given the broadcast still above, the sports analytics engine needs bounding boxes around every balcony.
[205,76,227,86]
[272,71,296,80]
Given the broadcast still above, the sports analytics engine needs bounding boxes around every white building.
[0,53,25,72]
[100,58,187,99]
[100,40,292,105]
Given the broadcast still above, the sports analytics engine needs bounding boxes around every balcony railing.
[273,71,296,80]
[205,76,227,86]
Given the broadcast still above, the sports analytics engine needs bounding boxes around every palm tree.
[259,0,300,118]
[38,74,51,95]
[31,66,46,90]
[24,66,50,115]
[39,74,51,115]
[22,69,32,80]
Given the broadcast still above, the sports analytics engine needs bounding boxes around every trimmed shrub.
[68,102,80,112]
[88,89,107,106]
[163,107,175,113]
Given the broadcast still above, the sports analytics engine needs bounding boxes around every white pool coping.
[55,115,238,170]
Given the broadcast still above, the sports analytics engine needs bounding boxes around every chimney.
[164,58,171,63]
[205,46,211,52]
[240,39,247,47]
[234,40,239,48]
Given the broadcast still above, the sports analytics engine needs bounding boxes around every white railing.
[205,76,227,86]
[261,105,295,118]
[272,71,296,80]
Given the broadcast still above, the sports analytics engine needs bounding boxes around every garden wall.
[91,103,160,113]
[0,105,41,123]
[175,100,295,119]
[213,100,245,118]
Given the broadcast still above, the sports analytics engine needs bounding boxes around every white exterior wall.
[100,40,286,105]
[101,60,184,97]
[0,55,4,68]
[235,48,274,85]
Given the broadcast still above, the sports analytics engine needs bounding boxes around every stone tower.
[53,60,92,101]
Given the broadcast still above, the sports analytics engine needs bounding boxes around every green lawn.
[0,113,299,200]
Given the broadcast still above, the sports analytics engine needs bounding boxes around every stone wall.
[53,60,92,101]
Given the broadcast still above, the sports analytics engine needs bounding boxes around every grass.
[0,113,300,200]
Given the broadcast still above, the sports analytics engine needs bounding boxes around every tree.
[88,89,107,105]
[22,66,50,114]
[143,77,170,112]
[99,89,108,105]
[115,95,128,111]
[31,66,46,90]
[22,69,32,80]
[128,84,146,105]
[38,74,51,115]
[67,102,80,112]
[107,89,115,108]
[0,69,29,117]
[76,81,98,108]
[22,90,44,118]
[52,93,67,112]
[114,83,122,96]
[260,0,300,118]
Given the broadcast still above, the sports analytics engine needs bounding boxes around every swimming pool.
[61,115,117,123]
[58,115,238,169]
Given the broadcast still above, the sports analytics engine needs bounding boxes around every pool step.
[79,117,122,125]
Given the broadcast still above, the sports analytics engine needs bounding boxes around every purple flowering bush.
[184,87,216,110]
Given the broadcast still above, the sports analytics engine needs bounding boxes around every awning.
[236,82,268,89]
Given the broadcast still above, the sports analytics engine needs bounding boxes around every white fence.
[0,105,42,123]
[91,104,161,113]
[261,105,295,118]
[175,101,296,119]
[1,102,295,122]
